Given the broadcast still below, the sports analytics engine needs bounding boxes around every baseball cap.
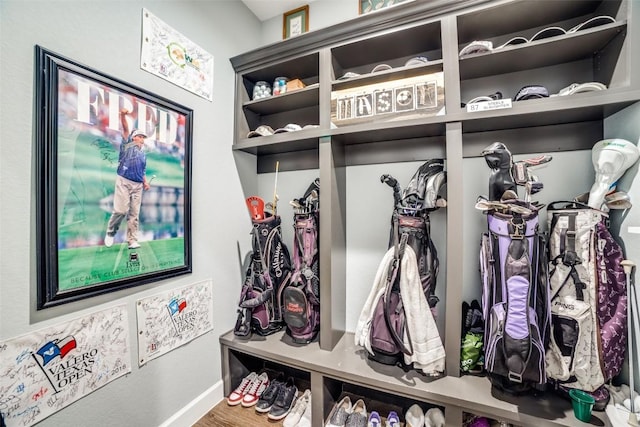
[464,91,503,106]
[371,63,393,73]
[529,26,566,42]
[274,123,302,133]
[551,82,607,97]
[131,129,148,138]
[568,15,615,33]
[514,85,549,101]
[247,125,275,138]
[459,40,493,58]
[337,71,361,80]
[404,56,429,67]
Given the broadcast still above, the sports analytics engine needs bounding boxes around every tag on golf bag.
[545,201,627,409]
[480,202,550,394]
[234,214,292,338]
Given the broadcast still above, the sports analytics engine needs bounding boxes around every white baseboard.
[159,380,224,427]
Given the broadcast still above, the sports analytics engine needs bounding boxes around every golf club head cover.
[588,139,640,209]
[401,159,446,210]
[482,142,516,201]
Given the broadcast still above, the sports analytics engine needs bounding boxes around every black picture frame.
[35,46,193,309]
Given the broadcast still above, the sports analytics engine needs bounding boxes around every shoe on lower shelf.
[386,411,400,427]
[424,408,445,427]
[227,371,257,406]
[267,376,298,420]
[325,395,353,427]
[345,399,367,427]
[241,372,269,407]
[367,411,382,427]
[297,393,313,427]
[255,373,285,413]
[405,404,424,427]
[283,389,311,427]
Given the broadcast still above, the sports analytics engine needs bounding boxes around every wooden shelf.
[243,84,320,115]
[459,21,627,80]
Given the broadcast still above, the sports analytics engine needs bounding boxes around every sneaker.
[255,373,285,413]
[326,396,353,427]
[368,411,382,427]
[297,393,312,427]
[241,372,269,407]
[227,372,257,406]
[268,376,298,420]
[345,399,367,427]
[405,404,424,427]
[128,242,141,249]
[386,411,400,427]
[283,389,311,427]
[104,234,114,247]
[424,408,445,427]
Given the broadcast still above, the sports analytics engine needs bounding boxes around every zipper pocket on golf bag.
[485,301,546,384]
[546,297,597,388]
[282,275,320,341]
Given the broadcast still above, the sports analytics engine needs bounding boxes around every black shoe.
[267,376,298,420]
[255,373,284,413]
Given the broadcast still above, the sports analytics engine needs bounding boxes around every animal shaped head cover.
[588,138,640,209]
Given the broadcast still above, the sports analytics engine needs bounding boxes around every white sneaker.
[297,394,312,427]
[128,242,141,249]
[405,404,424,427]
[283,389,311,427]
[424,408,445,427]
[227,372,257,406]
[104,234,114,247]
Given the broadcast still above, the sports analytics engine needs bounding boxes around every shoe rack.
[222,0,640,425]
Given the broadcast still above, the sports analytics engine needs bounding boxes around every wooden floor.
[193,398,409,427]
[193,399,285,426]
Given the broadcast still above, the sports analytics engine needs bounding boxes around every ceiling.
[240,0,318,22]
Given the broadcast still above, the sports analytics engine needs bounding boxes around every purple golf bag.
[234,214,292,338]
[545,201,627,410]
[282,179,321,344]
[480,201,551,394]
[366,159,446,368]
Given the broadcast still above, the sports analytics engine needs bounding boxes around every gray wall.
[0,1,260,426]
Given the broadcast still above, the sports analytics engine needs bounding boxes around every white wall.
[0,1,260,426]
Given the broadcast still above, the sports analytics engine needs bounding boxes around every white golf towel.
[355,245,445,375]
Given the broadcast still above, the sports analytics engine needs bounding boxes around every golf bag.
[479,142,552,394]
[480,201,551,394]
[361,159,446,371]
[545,201,627,410]
[282,179,321,343]
[234,214,292,337]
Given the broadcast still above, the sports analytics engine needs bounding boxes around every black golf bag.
[234,214,292,337]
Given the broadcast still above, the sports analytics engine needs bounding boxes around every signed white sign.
[0,305,130,427]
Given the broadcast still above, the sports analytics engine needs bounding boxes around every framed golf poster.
[35,46,193,309]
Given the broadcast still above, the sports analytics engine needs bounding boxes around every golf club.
[621,259,639,426]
